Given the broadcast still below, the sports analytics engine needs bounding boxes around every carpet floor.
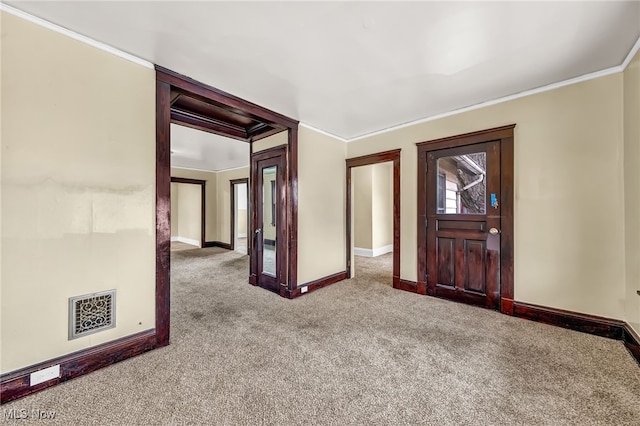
[2,248,639,425]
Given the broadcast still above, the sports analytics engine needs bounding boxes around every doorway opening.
[170,177,205,249]
[231,178,249,255]
[156,66,299,347]
[350,163,394,284]
[416,125,515,314]
[346,149,401,288]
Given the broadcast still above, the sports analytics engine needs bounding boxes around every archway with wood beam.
[155,66,299,348]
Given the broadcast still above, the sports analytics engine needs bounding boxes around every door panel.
[251,147,286,294]
[437,238,455,286]
[426,141,501,309]
[465,240,486,293]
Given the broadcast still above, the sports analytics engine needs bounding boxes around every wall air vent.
[69,290,116,340]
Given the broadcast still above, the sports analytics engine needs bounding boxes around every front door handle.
[255,228,262,234]
[489,228,500,235]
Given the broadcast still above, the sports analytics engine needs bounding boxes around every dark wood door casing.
[345,149,401,286]
[417,125,515,314]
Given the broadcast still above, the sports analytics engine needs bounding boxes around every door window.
[436,152,486,214]
[262,165,277,277]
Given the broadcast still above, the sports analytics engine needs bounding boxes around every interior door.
[253,152,285,293]
[426,141,501,309]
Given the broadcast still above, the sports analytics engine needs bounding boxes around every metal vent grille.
[69,290,116,340]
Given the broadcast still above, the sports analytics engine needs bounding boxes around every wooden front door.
[425,141,501,309]
[417,125,515,314]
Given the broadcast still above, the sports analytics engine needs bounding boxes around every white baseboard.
[171,236,201,247]
[238,233,247,238]
[354,244,393,258]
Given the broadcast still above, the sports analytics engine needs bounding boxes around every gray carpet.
[3,249,639,425]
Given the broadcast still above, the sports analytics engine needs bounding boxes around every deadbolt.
[489,228,500,235]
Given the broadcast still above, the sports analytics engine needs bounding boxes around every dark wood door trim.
[230,178,249,252]
[346,149,401,286]
[156,66,298,130]
[156,80,172,347]
[288,128,299,291]
[417,125,515,314]
[171,177,206,248]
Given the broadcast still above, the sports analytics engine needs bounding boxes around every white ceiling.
[6,1,640,143]
[170,124,249,172]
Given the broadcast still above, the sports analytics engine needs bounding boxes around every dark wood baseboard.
[393,277,418,293]
[290,271,348,298]
[264,239,276,246]
[391,283,639,365]
[1,330,156,404]
[203,241,232,250]
[513,302,625,340]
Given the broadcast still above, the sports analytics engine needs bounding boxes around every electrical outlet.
[301,286,308,294]
[30,365,60,386]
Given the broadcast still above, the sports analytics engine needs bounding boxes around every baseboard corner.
[291,271,348,298]
[393,277,418,293]
[622,322,640,365]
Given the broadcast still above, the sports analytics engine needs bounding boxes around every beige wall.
[372,162,393,249]
[170,183,179,237]
[171,168,217,241]
[298,126,347,284]
[252,131,288,152]
[238,209,248,236]
[176,183,202,246]
[1,12,156,373]
[353,166,373,249]
[624,50,640,332]
[171,167,250,245]
[347,74,627,320]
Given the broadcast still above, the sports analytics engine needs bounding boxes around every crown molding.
[343,34,640,143]
[299,123,349,143]
[0,3,153,69]
[621,35,640,70]
[171,164,250,174]
[345,67,620,143]
[4,3,639,144]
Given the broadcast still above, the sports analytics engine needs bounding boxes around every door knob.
[255,228,262,234]
[489,228,500,235]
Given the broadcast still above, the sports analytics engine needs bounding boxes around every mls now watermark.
[3,409,56,420]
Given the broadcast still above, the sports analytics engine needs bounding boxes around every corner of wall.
[297,126,347,284]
